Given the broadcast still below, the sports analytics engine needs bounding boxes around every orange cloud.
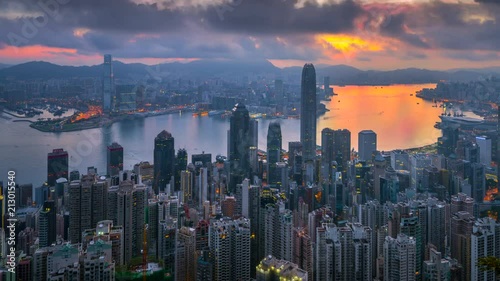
[0,45,102,65]
[315,33,384,59]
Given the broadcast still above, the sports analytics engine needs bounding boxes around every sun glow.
[315,34,383,59]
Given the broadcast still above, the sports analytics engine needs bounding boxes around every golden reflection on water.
[317,84,442,151]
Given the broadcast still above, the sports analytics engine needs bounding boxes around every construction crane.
[143,224,148,281]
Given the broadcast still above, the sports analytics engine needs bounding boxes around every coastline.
[27,108,192,133]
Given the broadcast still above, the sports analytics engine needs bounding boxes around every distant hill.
[0,59,280,81]
[0,60,498,84]
[0,63,11,70]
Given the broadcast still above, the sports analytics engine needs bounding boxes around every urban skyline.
[2,0,500,279]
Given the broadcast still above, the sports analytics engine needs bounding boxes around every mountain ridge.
[1,60,499,84]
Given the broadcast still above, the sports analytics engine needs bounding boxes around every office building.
[115,85,136,112]
[410,153,432,190]
[391,150,410,171]
[153,130,175,194]
[180,170,193,204]
[103,54,114,113]
[275,79,284,102]
[47,148,68,186]
[107,142,123,177]
[192,152,212,167]
[39,200,56,247]
[470,163,486,203]
[300,63,317,164]
[475,136,491,166]
[358,130,377,162]
[175,148,188,192]
[267,122,282,187]
[324,76,330,95]
[229,103,251,192]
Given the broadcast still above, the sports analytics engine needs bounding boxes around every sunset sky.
[1,0,499,70]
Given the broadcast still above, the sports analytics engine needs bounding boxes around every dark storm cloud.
[370,1,500,51]
[475,0,500,4]
[201,0,364,35]
[378,13,430,48]
[1,0,500,62]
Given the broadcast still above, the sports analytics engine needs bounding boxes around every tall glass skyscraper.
[358,130,377,162]
[300,63,317,164]
[267,122,282,186]
[102,54,114,113]
[153,130,175,194]
[229,103,250,193]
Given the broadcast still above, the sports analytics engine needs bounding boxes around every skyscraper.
[300,63,317,164]
[321,128,351,181]
[476,136,492,167]
[107,180,146,264]
[497,104,500,189]
[321,128,335,182]
[107,142,123,177]
[384,234,417,281]
[68,175,93,243]
[274,79,284,102]
[103,54,114,113]
[292,227,313,281]
[175,148,188,192]
[209,217,251,281]
[358,130,377,162]
[39,200,56,247]
[324,76,331,95]
[471,217,500,281]
[267,122,282,186]
[175,227,196,281]
[154,130,175,194]
[181,170,193,204]
[229,103,251,192]
[47,148,68,186]
[450,211,474,281]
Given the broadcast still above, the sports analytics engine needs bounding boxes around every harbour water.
[0,84,474,186]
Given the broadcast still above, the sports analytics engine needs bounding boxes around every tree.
[478,256,500,278]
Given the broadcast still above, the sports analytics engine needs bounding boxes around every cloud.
[0,0,499,68]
